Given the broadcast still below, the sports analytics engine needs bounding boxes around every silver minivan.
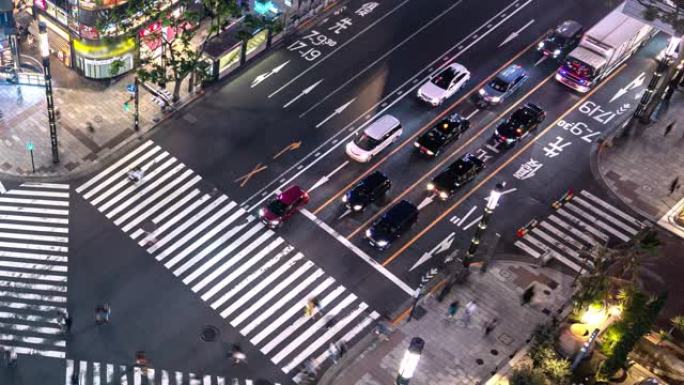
[345,115,402,163]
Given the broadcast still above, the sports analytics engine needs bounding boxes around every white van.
[345,115,402,163]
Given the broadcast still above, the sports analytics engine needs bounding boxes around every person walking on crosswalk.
[231,345,247,365]
[95,304,110,325]
[305,297,322,318]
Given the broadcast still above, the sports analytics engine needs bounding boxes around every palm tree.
[668,315,684,336]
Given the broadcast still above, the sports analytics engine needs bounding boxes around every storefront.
[203,22,269,81]
[72,36,135,78]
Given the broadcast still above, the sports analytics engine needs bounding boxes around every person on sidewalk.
[521,285,535,306]
[483,318,498,337]
[664,120,676,136]
[669,177,680,195]
[447,301,459,320]
[462,300,477,326]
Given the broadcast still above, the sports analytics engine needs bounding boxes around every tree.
[669,315,684,336]
[510,364,546,385]
[633,0,684,36]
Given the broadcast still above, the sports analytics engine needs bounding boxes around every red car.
[259,185,310,228]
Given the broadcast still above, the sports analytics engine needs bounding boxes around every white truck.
[555,3,654,92]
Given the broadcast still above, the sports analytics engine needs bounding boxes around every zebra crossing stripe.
[0,181,6,194]
[514,240,541,259]
[5,189,69,198]
[76,140,155,194]
[573,196,638,235]
[579,190,643,228]
[565,203,631,242]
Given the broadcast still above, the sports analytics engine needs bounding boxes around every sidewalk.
[0,33,201,180]
[320,261,574,385]
[596,87,684,238]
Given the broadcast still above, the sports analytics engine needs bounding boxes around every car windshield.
[565,58,595,78]
[431,67,457,89]
[355,134,381,151]
[489,78,509,92]
[547,32,569,45]
[267,199,288,216]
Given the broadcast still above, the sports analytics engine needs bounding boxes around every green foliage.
[528,321,571,384]
[540,355,571,385]
[109,58,126,77]
[598,290,667,379]
[510,364,546,385]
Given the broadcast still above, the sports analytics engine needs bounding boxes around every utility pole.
[134,76,140,131]
[38,22,59,164]
[463,182,505,267]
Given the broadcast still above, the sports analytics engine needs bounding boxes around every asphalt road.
[17,0,671,384]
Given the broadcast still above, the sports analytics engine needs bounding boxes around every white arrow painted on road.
[315,98,356,128]
[251,60,290,88]
[410,232,456,271]
[417,196,434,210]
[338,208,352,220]
[309,160,350,192]
[534,55,547,67]
[283,79,324,108]
[610,72,646,103]
[498,19,535,48]
[0,181,5,194]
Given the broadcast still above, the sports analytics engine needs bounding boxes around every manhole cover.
[498,333,514,345]
[201,325,219,341]
[94,115,103,123]
[476,358,484,365]
[490,349,498,356]
[499,269,512,279]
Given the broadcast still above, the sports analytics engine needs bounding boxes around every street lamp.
[39,22,59,164]
[464,182,505,267]
[396,337,424,385]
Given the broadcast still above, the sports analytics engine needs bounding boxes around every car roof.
[446,62,468,74]
[496,64,525,83]
[384,200,417,220]
[555,20,583,37]
[278,185,305,203]
[361,171,389,186]
[364,114,401,140]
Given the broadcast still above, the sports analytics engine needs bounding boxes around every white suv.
[346,115,402,163]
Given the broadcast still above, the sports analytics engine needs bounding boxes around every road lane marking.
[244,0,535,211]
[344,74,556,239]
[300,208,414,296]
[380,64,628,267]
[299,0,467,117]
[235,163,268,187]
[268,0,413,98]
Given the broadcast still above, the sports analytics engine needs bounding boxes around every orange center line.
[345,72,557,240]
[311,37,545,216]
[380,63,629,268]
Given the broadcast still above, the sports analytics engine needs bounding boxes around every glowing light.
[580,303,608,327]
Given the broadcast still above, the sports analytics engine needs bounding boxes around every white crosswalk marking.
[66,360,243,385]
[0,182,69,359]
[77,140,378,377]
[515,190,642,274]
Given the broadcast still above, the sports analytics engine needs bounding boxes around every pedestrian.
[7,347,17,367]
[231,345,246,365]
[95,304,110,325]
[303,357,318,376]
[521,285,535,306]
[324,315,336,330]
[327,342,341,364]
[483,318,498,337]
[462,300,477,327]
[447,301,459,320]
[664,120,676,136]
[305,297,321,318]
[71,372,79,385]
[669,177,680,195]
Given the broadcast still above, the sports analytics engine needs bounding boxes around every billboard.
[623,0,684,36]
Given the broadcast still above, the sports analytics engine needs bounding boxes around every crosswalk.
[515,189,645,273]
[66,359,261,385]
[76,140,379,377]
[0,182,70,358]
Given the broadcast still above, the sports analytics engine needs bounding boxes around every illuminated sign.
[254,1,278,15]
[34,0,47,10]
[73,37,136,58]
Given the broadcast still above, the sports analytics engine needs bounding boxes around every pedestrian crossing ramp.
[515,189,646,273]
[0,182,70,359]
[66,359,263,385]
[76,140,379,378]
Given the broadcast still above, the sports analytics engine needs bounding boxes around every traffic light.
[123,101,130,112]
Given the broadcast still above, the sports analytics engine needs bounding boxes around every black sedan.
[427,153,484,200]
[342,171,391,212]
[493,103,545,148]
[414,113,470,157]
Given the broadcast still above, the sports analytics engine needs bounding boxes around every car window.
[490,78,509,92]
[355,134,381,151]
[431,67,457,89]
[267,200,289,216]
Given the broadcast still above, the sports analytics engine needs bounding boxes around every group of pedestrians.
[445,300,500,337]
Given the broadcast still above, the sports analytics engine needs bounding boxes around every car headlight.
[490,96,501,103]
[439,191,448,200]
[259,208,265,217]
[342,195,348,203]
[376,240,388,247]
[269,219,281,226]
[478,89,486,96]
[426,149,435,156]
[427,183,435,191]
[414,142,420,148]
[353,204,363,211]
[365,229,372,238]
[537,41,544,49]
[553,49,561,57]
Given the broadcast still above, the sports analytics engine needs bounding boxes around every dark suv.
[477,64,528,107]
[538,20,584,59]
[365,200,418,250]
[493,103,546,148]
[414,113,470,157]
[427,153,485,200]
[343,171,391,212]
